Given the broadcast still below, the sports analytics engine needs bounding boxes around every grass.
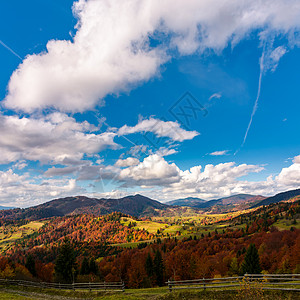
[0,221,44,252]
[120,217,168,234]
[273,219,300,230]
[0,285,298,300]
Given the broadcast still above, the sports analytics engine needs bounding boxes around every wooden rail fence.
[166,274,300,292]
[0,278,125,292]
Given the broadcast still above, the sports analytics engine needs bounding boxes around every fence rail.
[0,278,125,292]
[166,274,300,292]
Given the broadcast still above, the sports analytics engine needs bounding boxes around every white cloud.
[4,0,300,112]
[115,157,140,167]
[0,169,82,207]
[275,162,300,187]
[208,93,221,101]
[0,113,118,165]
[2,154,300,206]
[209,150,229,156]
[105,154,300,201]
[118,118,199,142]
[293,155,300,164]
[118,154,180,187]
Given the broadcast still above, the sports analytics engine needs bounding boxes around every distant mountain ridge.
[166,197,206,206]
[252,188,300,208]
[1,189,299,221]
[0,206,15,210]
[167,194,266,210]
[0,194,167,220]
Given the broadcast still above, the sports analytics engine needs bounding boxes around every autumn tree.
[242,243,261,274]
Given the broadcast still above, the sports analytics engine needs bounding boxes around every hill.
[0,194,167,220]
[166,197,206,206]
[0,205,15,210]
[166,194,265,212]
[252,188,300,208]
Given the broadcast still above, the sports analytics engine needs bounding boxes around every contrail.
[0,40,22,60]
[235,44,265,155]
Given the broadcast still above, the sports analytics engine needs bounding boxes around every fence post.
[89,282,91,292]
[168,279,172,292]
[122,281,125,292]
[72,282,75,291]
[59,282,61,289]
[104,281,106,291]
[203,278,206,290]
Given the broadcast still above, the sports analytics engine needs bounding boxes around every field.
[0,285,298,300]
[0,221,45,251]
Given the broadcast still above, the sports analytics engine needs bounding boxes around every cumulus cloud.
[4,0,300,112]
[293,155,300,164]
[0,169,82,207]
[275,162,300,187]
[115,157,140,167]
[102,154,300,201]
[118,154,180,187]
[118,118,199,142]
[0,113,118,165]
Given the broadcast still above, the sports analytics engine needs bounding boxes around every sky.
[0,0,300,207]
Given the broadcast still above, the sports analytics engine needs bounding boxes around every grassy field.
[121,217,168,234]
[0,221,44,252]
[0,285,298,300]
[273,219,300,230]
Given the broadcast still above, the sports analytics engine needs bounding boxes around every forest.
[0,200,298,288]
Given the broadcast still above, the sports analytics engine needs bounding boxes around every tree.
[80,257,90,275]
[145,253,153,277]
[153,250,164,286]
[25,254,36,277]
[242,244,261,274]
[54,239,77,283]
[89,258,98,275]
[229,257,239,276]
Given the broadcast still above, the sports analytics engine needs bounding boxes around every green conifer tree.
[55,239,77,283]
[242,243,261,274]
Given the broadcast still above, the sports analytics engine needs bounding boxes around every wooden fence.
[0,278,125,292]
[166,274,300,292]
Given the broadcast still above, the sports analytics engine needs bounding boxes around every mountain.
[0,206,15,210]
[0,194,167,220]
[252,188,300,208]
[166,197,206,206]
[166,194,265,212]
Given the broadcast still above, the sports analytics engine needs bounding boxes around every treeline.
[5,212,154,259]
[97,227,300,287]
[0,202,299,287]
[1,226,298,287]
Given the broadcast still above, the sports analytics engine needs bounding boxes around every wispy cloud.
[208,93,221,101]
[209,150,229,156]
[0,40,22,60]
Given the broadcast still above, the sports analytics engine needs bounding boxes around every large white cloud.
[0,113,118,165]
[3,0,300,112]
[98,154,300,201]
[118,154,180,187]
[3,154,300,206]
[0,169,82,207]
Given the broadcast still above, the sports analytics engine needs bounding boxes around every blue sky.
[0,0,300,207]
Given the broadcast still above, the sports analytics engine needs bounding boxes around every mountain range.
[166,194,266,211]
[1,189,299,221]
